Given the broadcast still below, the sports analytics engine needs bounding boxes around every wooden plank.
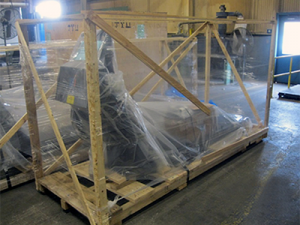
[204,24,211,103]
[192,37,198,95]
[44,139,83,176]
[73,161,127,186]
[164,41,186,88]
[142,41,196,101]
[280,0,300,12]
[106,172,127,185]
[16,14,84,25]
[129,22,208,96]
[113,169,187,223]
[0,82,57,150]
[0,45,19,52]
[187,127,268,180]
[85,11,274,24]
[212,28,262,126]
[0,171,34,192]
[107,181,154,203]
[264,23,277,127]
[60,199,70,211]
[19,25,44,192]
[0,42,76,52]
[87,12,210,114]
[16,22,96,225]
[83,18,109,225]
[39,172,95,215]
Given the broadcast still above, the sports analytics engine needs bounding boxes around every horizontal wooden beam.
[82,10,274,24]
[16,14,84,25]
[16,11,274,26]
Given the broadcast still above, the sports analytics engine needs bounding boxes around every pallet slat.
[0,171,34,192]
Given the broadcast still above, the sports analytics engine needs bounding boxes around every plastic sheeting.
[53,30,253,180]
[0,27,270,194]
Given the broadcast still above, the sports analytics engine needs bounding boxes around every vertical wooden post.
[204,24,211,103]
[83,19,109,225]
[264,22,277,127]
[19,25,44,192]
[192,38,198,95]
[159,40,165,95]
[16,22,95,225]
[164,41,187,88]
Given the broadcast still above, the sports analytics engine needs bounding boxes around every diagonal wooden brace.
[0,82,57,150]
[163,41,187,88]
[212,27,262,126]
[129,22,208,96]
[86,11,210,115]
[142,41,197,101]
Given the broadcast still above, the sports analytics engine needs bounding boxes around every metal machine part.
[216,5,244,37]
[55,30,166,179]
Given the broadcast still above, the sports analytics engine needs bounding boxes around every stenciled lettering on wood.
[68,24,79,32]
[112,21,132,29]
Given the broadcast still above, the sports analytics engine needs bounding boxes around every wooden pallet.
[37,127,268,225]
[0,170,34,192]
[39,163,187,224]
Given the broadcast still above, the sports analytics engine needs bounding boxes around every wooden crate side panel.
[250,0,279,34]
[279,0,300,12]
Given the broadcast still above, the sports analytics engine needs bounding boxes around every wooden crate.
[15,11,276,225]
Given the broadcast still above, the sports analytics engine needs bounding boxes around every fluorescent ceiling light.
[35,1,61,19]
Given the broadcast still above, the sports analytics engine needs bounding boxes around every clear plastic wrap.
[0,40,85,176]
[196,33,270,123]
[53,30,254,181]
[10,20,270,215]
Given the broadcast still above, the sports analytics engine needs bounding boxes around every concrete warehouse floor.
[0,83,299,225]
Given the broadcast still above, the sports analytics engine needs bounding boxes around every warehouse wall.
[58,0,300,15]
[279,0,300,12]
[60,0,299,34]
[88,0,190,15]
[194,0,252,19]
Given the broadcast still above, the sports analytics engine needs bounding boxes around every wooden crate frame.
[0,41,76,191]
[15,11,276,225]
[0,36,196,192]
